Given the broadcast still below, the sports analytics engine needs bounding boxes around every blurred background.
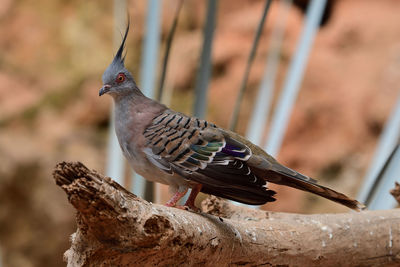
[1,0,400,266]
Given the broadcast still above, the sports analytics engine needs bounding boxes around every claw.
[174,205,200,212]
[164,185,202,212]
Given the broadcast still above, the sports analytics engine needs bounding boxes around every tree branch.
[53,161,400,267]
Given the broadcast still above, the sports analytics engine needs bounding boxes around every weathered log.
[53,161,400,267]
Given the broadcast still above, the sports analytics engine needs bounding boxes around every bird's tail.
[261,165,365,211]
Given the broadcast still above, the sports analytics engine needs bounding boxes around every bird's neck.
[112,85,146,104]
[112,88,166,143]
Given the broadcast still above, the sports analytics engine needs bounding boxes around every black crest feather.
[113,19,130,65]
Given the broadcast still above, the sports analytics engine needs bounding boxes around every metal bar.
[154,0,184,204]
[186,0,219,205]
[265,0,327,156]
[155,79,175,205]
[132,0,162,199]
[193,0,218,119]
[140,0,162,99]
[358,94,400,205]
[230,0,273,208]
[157,0,184,101]
[106,0,128,184]
[365,145,400,210]
[229,0,273,131]
[246,0,292,145]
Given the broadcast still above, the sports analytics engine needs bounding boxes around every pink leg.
[184,184,202,211]
[165,188,188,207]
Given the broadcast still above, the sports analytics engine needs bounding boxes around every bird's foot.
[174,204,200,212]
[182,184,202,212]
[164,185,202,212]
[165,189,188,207]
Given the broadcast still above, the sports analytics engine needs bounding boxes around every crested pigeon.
[99,24,365,211]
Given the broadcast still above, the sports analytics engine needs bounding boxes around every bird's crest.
[112,21,130,67]
[102,19,130,84]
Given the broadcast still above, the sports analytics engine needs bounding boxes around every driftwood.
[53,161,400,267]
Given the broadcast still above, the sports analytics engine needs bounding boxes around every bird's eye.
[116,73,125,83]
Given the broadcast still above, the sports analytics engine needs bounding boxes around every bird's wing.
[143,110,276,205]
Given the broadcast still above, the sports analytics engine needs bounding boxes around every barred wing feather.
[143,110,276,205]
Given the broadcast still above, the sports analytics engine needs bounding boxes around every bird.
[99,24,365,212]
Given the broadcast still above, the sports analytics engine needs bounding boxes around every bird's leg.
[165,188,188,207]
[183,184,202,211]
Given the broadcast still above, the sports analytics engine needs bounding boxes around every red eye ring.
[116,73,126,83]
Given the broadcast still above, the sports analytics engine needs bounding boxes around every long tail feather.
[264,168,365,211]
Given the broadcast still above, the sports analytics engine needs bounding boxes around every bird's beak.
[99,85,111,96]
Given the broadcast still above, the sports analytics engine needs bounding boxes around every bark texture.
[53,161,400,267]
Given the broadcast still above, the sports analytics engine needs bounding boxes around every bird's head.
[99,23,136,98]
